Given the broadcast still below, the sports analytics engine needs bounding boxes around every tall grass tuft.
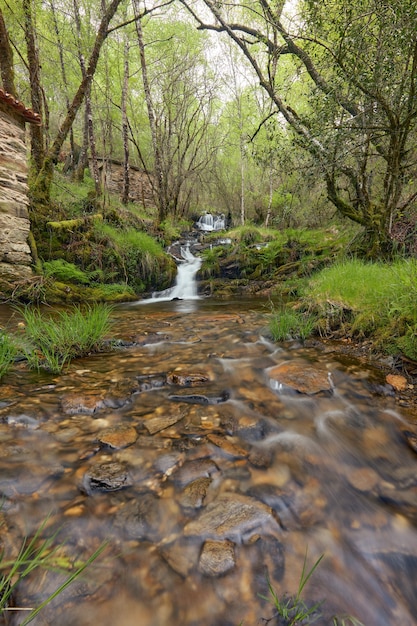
[0,516,107,625]
[18,303,113,373]
[0,332,17,379]
[270,309,317,342]
[260,551,324,626]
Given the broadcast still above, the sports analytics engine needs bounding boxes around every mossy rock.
[43,281,138,304]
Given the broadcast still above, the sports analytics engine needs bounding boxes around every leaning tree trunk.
[31,0,123,214]
[22,0,45,174]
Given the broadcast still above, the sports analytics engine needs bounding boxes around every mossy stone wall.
[0,106,33,286]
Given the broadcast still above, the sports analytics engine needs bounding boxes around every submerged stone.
[143,411,185,435]
[179,476,212,508]
[82,461,131,494]
[198,540,236,577]
[167,371,210,386]
[268,361,333,395]
[61,393,105,415]
[183,492,280,541]
[97,424,138,449]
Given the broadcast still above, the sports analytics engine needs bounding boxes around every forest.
[1,0,417,353]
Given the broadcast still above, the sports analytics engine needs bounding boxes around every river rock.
[183,492,280,541]
[114,493,161,540]
[97,424,138,449]
[206,433,248,457]
[171,458,219,488]
[143,408,185,434]
[402,430,417,454]
[179,476,212,508]
[82,461,131,494]
[167,370,210,386]
[198,539,236,577]
[347,467,379,492]
[159,538,201,577]
[268,361,333,395]
[61,393,105,415]
[386,374,407,392]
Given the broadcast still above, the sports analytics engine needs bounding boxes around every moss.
[43,281,137,304]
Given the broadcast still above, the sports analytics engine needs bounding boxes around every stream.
[0,290,416,625]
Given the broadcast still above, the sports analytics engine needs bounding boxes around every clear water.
[0,299,416,626]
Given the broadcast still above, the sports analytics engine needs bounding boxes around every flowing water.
[0,295,416,626]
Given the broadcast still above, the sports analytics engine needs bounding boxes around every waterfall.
[141,243,202,303]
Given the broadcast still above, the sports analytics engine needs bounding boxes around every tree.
[129,11,219,220]
[180,0,417,256]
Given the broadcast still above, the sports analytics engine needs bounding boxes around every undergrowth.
[16,303,113,373]
[306,258,417,359]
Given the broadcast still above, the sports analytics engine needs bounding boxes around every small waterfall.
[142,243,202,303]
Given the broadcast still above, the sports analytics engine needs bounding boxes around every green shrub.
[17,303,113,373]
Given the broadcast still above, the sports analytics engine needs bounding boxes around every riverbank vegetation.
[0,304,113,376]
[0,1,416,364]
[0,516,107,625]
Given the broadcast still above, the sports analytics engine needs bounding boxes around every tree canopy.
[0,0,416,255]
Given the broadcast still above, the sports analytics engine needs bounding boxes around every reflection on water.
[0,298,416,626]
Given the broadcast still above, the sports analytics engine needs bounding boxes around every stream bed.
[0,298,416,626]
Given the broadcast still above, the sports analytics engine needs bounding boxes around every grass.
[269,309,317,342]
[241,550,365,626]
[93,222,175,291]
[43,259,91,285]
[260,551,324,626]
[17,303,113,373]
[306,258,417,358]
[0,331,17,379]
[0,515,107,625]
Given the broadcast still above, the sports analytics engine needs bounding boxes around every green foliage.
[228,225,264,246]
[159,217,192,244]
[307,258,417,358]
[270,309,317,342]
[200,246,224,278]
[17,304,113,373]
[260,551,324,626]
[0,515,107,625]
[43,259,91,284]
[93,222,175,291]
[0,332,17,379]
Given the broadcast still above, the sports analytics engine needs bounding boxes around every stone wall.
[0,106,33,286]
[94,158,155,208]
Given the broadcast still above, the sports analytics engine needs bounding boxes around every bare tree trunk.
[32,0,123,210]
[132,0,167,221]
[73,0,100,192]
[121,39,130,205]
[49,0,76,170]
[22,0,45,173]
[264,164,273,227]
[240,132,245,226]
[0,9,16,95]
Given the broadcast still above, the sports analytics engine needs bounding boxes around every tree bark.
[121,39,130,205]
[0,9,16,96]
[22,0,45,173]
[31,0,123,211]
[132,0,167,222]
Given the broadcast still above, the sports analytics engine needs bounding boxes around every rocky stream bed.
[0,299,416,626]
